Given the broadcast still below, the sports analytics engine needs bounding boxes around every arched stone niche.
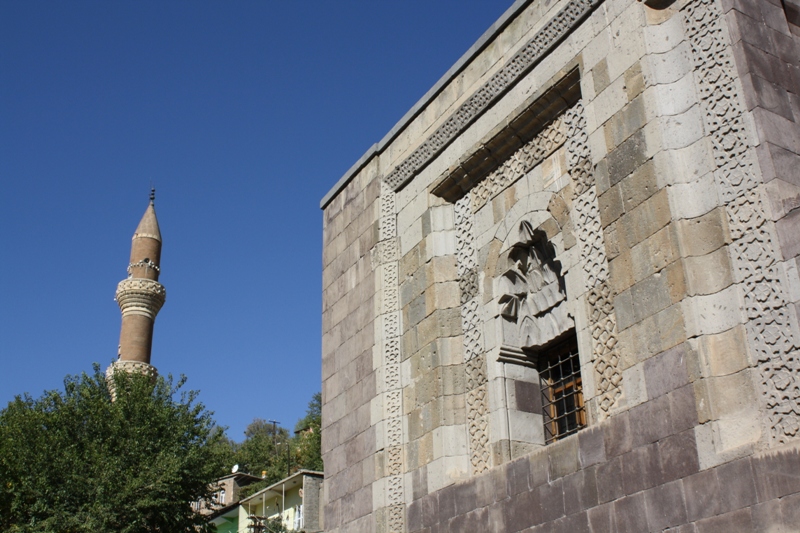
[497,220,574,366]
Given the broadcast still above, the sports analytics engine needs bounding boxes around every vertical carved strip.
[683,0,800,443]
[565,101,623,415]
[373,181,405,532]
[454,195,491,474]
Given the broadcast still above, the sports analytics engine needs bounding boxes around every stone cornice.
[321,0,602,208]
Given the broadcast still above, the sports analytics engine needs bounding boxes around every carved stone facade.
[321,0,800,531]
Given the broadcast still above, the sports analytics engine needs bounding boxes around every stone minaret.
[106,189,166,382]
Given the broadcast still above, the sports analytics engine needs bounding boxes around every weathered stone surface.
[320,0,800,531]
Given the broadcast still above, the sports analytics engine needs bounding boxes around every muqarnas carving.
[499,221,573,365]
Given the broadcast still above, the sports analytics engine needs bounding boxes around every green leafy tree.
[0,365,227,533]
[235,393,323,500]
[293,392,322,472]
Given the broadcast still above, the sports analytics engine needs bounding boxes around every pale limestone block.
[667,171,720,220]
[643,11,685,55]
[371,476,386,510]
[650,104,705,153]
[681,285,745,338]
[675,207,730,258]
[403,471,415,506]
[694,422,753,470]
[473,204,495,243]
[438,336,464,367]
[584,88,599,133]
[581,358,597,403]
[623,362,648,408]
[442,424,468,457]
[489,407,510,442]
[653,139,714,187]
[592,75,628,128]
[426,456,447,494]
[583,26,613,72]
[397,191,427,235]
[483,319,498,352]
[605,0,637,23]
[712,415,761,456]
[642,40,693,86]
[783,258,800,304]
[371,396,384,427]
[488,375,508,413]
[399,217,423,257]
[647,71,698,118]
[400,358,412,391]
[428,230,456,257]
[588,127,609,166]
[430,205,455,232]
[608,12,647,82]
[683,246,734,297]
[692,325,750,377]
[444,455,470,484]
[508,409,546,444]
[373,343,382,372]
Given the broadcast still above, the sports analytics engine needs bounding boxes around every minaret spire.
[107,191,166,385]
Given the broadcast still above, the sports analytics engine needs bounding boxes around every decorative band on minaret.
[107,188,166,384]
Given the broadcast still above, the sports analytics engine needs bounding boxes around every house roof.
[239,469,323,505]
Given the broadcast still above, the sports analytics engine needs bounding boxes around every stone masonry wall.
[321,159,381,531]
[320,0,800,531]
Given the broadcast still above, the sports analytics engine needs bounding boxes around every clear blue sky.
[0,1,511,441]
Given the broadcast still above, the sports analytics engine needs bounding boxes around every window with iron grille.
[539,335,585,444]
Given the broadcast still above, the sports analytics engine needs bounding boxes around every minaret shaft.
[108,192,165,383]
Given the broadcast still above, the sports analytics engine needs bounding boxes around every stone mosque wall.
[320,0,800,531]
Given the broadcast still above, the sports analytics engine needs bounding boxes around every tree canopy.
[232,392,323,499]
[0,366,227,533]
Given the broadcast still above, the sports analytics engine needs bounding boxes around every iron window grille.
[539,335,586,444]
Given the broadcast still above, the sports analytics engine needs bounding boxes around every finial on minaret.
[107,194,167,392]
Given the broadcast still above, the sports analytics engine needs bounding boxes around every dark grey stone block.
[731,9,773,51]
[753,446,800,502]
[695,508,753,533]
[453,479,478,517]
[607,129,648,186]
[613,492,649,533]
[507,456,531,496]
[716,457,757,513]
[579,425,607,468]
[549,434,580,479]
[603,412,633,458]
[779,491,800,529]
[644,344,690,399]
[587,502,616,533]
[776,207,800,260]
[537,479,565,524]
[658,429,700,483]
[630,394,673,447]
[644,480,688,531]
[560,511,591,533]
[421,493,439,529]
[408,499,424,532]
[621,443,663,495]
[473,470,495,509]
[515,379,542,414]
[751,499,786,533]
[683,469,720,521]
[669,384,699,433]
[437,484,457,521]
[487,501,506,532]
[562,468,599,515]
[490,465,509,502]
[530,451,550,488]
[595,456,625,504]
[504,489,540,532]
